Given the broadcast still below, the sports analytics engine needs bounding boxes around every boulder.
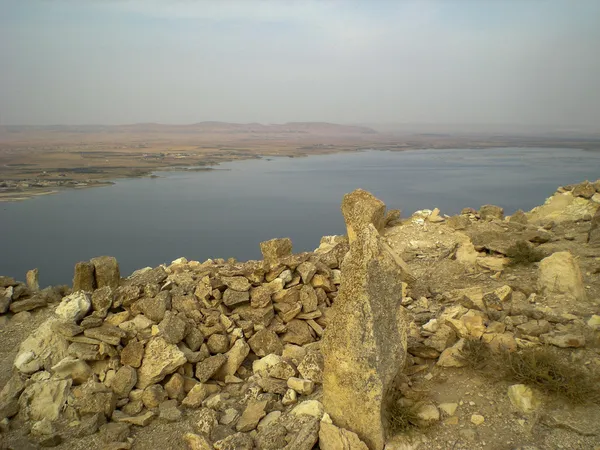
[537,252,587,301]
[91,256,120,289]
[136,337,187,389]
[323,190,408,450]
[73,261,95,292]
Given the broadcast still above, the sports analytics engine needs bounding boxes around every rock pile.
[1,232,371,449]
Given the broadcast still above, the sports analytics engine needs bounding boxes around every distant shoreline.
[1,140,599,202]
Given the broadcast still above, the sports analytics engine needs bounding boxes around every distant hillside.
[2,122,378,136]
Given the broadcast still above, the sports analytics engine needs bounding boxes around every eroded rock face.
[323,189,409,450]
[537,251,587,302]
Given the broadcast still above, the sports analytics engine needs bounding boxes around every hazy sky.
[1,0,599,127]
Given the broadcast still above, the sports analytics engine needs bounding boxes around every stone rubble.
[0,179,599,449]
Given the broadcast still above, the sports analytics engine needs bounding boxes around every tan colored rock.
[26,269,39,291]
[73,261,96,292]
[507,384,540,414]
[287,377,315,396]
[236,399,267,432]
[18,379,71,421]
[213,339,249,381]
[141,384,167,409]
[537,251,587,301]
[248,329,283,357]
[91,256,120,290]
[111,366,137,398]
[121,340,144,368]
[183,433,213,450]
[136,337,187,389]
[319,421,369,450]
[15,318,69,374]
[195,354,227,383]
[182,384,220,408]
[588,207,600,244]
[479,204,504,221]
[323,191,409,450]
[340,189,386,243]
[260,238,293,264]
[527,191,598,224]
[56,291,91,323]
[51,357,92,384]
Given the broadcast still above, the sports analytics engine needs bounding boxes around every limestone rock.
[183,433,214,450]
[479,204,504,221]
[132,291,172,322]
[112,366,137,398]
[213,432,254,450]
[192,407,219,436]
[91,256,120,290]
[260,238,293,264]
[16,318,69,373]
[51,357,92,384]
[508,384,540,414]
[213,339,250,381]
[18,379,71,421]
[323,191,408,450]
[236,399,267,432]
[413,404,440,427]
[136,337,187,389]
[222,289,250,307]
[56,291,91,323]
[196,354,227,383]
[84,323,127,346]
[283,319,315,345]
[141,384,167,408]
[287,377,315,396]
[121,340,144,368]
[73,261,96,292]
[540,331,585,348]
[159,310,188,344]
[71,381,117,418]
[319,421,369,450]
[207,334,230,354]
[248,329,283,357]
[182,383,220,408]
[26,268,40,291]
[298,350,324,384]
[537,252,586,301]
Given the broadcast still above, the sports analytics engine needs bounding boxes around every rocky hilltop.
[0,180,599,450]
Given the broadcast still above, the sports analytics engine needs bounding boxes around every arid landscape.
[2,122,599,202]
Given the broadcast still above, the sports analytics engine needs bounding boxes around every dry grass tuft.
[459,338,600,404]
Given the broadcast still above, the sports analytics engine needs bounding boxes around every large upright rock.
[537,251,587,302]
[91,256,120,290]
[73,261,95,292]
[323,190,410,450]
[340,189,386,244]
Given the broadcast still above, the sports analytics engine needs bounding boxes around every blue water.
[1,148,599,286]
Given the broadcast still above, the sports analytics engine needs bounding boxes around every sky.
[1,0,599,128]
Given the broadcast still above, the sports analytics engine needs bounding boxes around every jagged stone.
[260,238,293,265]
[158,310,188,344]
[323,191,409,450]
[298,350,323,383]
[132,291,172,322]
[73,261,96,292]
[15,318,69,373]
[195,354,227,383]
[192,407,219,436]
[283,319,315,345]
[213,339,250,381]
[183,433,214,450]
[248,329,283,357]
[236,399,267,432]
[111,366,137,398]
[136,337,187,389]
[51,357,92,384]
[479,204,504,221]
[9,295,47,313]
[91,256,120,290]
[214,432,254,450]
[141,384,167,408]
[182,383,220,408]
[84,323,127,346]
[18,379,72,421]
[537,251,586,301]
[588,207,600,244]
[121,340,144,368]
[507,384,540,414]
[207,334,230,354]
[56,291,91,323]
[71,381,117,418]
